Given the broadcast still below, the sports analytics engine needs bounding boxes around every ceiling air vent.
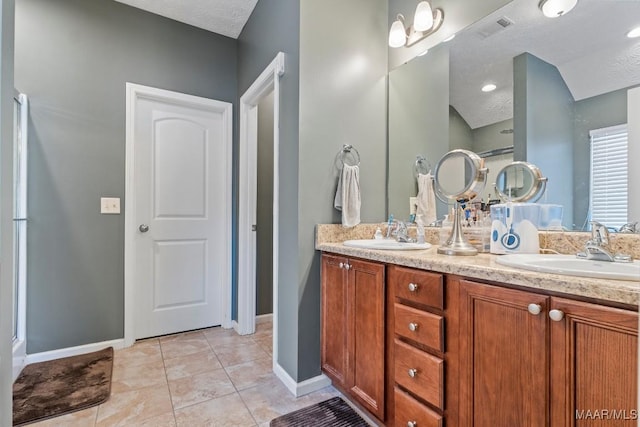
[476,16,514,39]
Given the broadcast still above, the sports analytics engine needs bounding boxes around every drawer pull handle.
[407,421,417,427]
[408,368,418,378]
[408,282,419,292]
[549,309,565,322]
[408,322,419,332]
[527,303,542,315]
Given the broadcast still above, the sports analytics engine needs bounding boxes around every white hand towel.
[334,164,361,227]
[416,172,437,225]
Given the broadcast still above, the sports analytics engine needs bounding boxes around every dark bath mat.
[270,396,370,426]
[13,347,113,426]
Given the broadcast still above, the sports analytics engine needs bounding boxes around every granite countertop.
[316,225,640,307]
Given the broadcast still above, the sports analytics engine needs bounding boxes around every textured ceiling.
[449,0,640,129]
[114,0,258,38]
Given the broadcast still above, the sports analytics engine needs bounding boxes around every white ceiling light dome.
[539,0,578,18]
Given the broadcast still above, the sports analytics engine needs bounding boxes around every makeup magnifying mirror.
[494,161,547,202]
[434,149,488,256]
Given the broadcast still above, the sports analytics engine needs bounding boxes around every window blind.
[589,124,628,229]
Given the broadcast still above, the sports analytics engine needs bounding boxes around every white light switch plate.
[101,197,120,214]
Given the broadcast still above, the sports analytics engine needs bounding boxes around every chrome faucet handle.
[619,222,638,233]
[589,221,609,246]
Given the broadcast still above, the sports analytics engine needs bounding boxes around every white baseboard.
[25,338,126,365]
[273,362,332,397]
[256,313,273,324]
[12,339,26,381]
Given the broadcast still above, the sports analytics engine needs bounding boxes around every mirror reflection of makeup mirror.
[434,149,487,256]
[494,161,547,203]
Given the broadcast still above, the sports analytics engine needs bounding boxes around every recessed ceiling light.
[482,84,497,92]
[627,27,640,38]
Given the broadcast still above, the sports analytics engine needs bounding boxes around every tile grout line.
[159,338,179,426]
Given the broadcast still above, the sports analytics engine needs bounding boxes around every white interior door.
[129,84,232,339]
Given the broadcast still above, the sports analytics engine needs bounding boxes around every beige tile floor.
[29,320,343,427]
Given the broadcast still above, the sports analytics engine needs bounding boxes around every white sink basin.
[343,239,432,251]
[495,254,640,282]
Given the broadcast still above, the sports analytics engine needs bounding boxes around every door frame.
[124,83,233,346]
[237,53,285,352]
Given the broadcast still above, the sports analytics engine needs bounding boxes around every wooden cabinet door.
[347,258,385,420]
[550,298,638,427]
[459,280,550,427]
[321,254,348,387]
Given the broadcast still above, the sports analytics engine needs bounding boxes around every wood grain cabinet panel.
[394,303,444,352]
[389,265,444,309]
[394,339,444,410]
[394,387,443,427]
[459,280,550,426]
[320,254,385,421]
[550,297,638,427]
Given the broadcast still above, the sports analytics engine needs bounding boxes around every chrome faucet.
[386,220,415,243]
[576,221,631,262]
[619,222,639,233]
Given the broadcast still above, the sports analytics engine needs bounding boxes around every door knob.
[139,224,149,233]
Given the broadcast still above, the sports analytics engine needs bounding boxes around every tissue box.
[490,203,541,254]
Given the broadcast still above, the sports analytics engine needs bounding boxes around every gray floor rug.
[13,347,113,426]
[270,396,370,426]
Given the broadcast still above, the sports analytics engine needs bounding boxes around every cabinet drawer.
[390,266,444,309]
[394,387,443,427]
[394,339,444,410]
[395,303,444,352]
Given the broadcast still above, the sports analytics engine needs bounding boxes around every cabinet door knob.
[407,421,417,427]
[408,368,418,378]
[344,263,351,270]
[527,303,542,315]
[408,282,419,292]
[408,322,419,332]
[549,309,565,321]
[339,262,344,269]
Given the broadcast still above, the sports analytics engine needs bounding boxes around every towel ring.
[414,156,432,178]
[340,144,360,167]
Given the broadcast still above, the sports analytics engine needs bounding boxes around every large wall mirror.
[388,0,640,231]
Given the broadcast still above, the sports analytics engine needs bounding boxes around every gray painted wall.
[388,45,449,219]
[449,106,473,151]
[237,0,301,379]
[15,0,237,353]
[513,53,574,228]
[299,0,388,380]
[472,118,514,153]
[573,88,628,228]
[256,92,274,316]
[0,0,15,422]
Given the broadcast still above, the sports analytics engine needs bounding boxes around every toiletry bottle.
[416,214,426,244]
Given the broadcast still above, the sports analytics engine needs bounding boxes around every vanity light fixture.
[388,1,444,48]
[627,26,640,38]
[482,83,497,92]
[538,0,577,18]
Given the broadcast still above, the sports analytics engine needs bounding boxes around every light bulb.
[414,1,434,32]
[539,0,578,18]
[389,16,407,48]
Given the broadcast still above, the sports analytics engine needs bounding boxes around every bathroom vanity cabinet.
[459,279,638,426]
[320,254,386,420]
[320,252,638,426]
